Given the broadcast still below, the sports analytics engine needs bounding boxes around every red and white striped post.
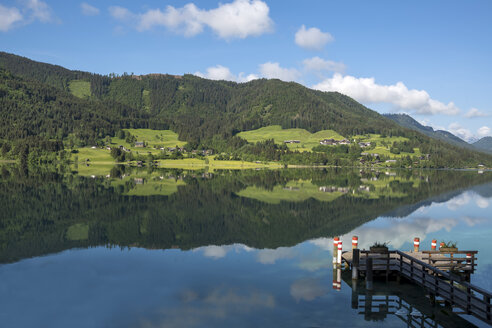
[413,237,420,252]
[431,239,437,251]
[333,268,337,290]
[439,242,445,250]
[333,237,340,266]
[352,236,358,250]
[336,268,342,291]
[337,240,343,266]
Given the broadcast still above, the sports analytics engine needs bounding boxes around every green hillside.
[1,51,492,168]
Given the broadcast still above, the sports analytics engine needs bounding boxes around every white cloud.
[259,62,301,82]
[0,5,23,32]
[313,73,460,115]
[303,56,345,73]
[477,126,491,138]
[24,0,53,23]
[195,65,258,82]
[295,25,333,51]
[445,124,491,142]
[0,0,55,32]
[109,0,273,40]
[465,108,489,118]
[447,123,474,142]
[80,2,99,16]
[108,6,132,21]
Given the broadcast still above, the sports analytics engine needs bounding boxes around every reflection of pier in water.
[341,272,479,328]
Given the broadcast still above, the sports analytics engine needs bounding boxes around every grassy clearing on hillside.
[142,90,151,111]
[71,147,115,163]
[237,125,345,151]
[357,134,421,158]
[69,80,91,99]
[126,129,186,148]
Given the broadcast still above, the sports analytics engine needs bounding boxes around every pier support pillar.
[352,248,360,280]
[366,257,373,291]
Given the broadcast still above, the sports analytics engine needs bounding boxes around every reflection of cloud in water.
[196,244,254,259]
[298,256,332,272]
[476,196,489,209]
[290,277,328,302]
[257,247,295,264]
[447,193,471,211]
[202,245,227,259]
[462,216,487,227]
[351,217,460,249]
[310,217,459,250]
[140,287,275,328]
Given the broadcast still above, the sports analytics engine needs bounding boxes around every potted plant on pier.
[440,241,458,252]
[370,241,389,253]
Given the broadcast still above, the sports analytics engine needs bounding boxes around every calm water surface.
[0,167,491,327]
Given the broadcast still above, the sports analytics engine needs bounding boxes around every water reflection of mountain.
[470,181,492,198]
[1,166,491,264]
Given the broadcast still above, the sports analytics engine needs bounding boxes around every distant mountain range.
[383,114,469,147]
[473,136,492,154]
[384,113,492,154]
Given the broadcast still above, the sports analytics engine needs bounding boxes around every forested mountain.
[473,137,492,154]
[1,51,492,167]
[384,113,471,148]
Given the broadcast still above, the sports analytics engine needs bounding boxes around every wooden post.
[366,257,373,291]
[485,295,491,321]
[352,249,360,280]
[351,280,358,309]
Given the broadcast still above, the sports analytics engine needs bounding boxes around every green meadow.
[356,134,421,158]
[68,80,91,99]
[237,125,345,151]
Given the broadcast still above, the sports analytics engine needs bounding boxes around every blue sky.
[1,0,491,141]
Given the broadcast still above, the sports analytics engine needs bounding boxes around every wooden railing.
[395,250,491,324]
[422,250,477,273]
[349,249,491,324]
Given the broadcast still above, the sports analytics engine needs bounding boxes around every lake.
[0,166,491,327]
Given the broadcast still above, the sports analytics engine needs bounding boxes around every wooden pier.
[341,249,491,325]
[342,275,479,328]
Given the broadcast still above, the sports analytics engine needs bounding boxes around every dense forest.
[1,51,492,167]
[1,166,491,264]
